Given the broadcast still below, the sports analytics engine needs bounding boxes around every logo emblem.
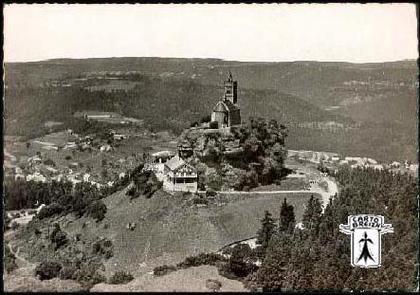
[339,214,393,268]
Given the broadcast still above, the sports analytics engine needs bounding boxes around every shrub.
[206,279,222,291]
[74,262,106,287]
[192,196,209,205]
[221,247,233,256]
[37,203,65,219]
[58,265,78,280]
[206,189,217,197]
[220,244,258,279]
[35,261,62,280]
[126,186,138,198]
[4,244,18,273]
[209,121,219,129]
[86,200,107,222]
[4,214,11,231]
[50,224,68,250]
[200,115,212,123]
[65,155,72,161]
[43,158,56,166]
[34,228,42,236]
[153,265,177,276]
[11,221,20,231]
[177,253,227,269]
[92,239,113,259]
[108,271,134,284]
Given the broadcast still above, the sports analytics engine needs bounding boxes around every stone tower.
[223,71,238,105]
[211,71,241,127]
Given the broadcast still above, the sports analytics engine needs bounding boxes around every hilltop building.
[211,72,241,127]
[163,155,198,192]
[150,150,176,176]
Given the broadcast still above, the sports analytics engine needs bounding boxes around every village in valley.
[4,72,418,292]
[4,72,417,200]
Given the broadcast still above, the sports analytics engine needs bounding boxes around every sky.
[3,3,419,63]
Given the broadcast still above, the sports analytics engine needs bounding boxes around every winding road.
[198,174,338,212]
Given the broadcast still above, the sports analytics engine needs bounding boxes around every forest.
[242,166,417,291]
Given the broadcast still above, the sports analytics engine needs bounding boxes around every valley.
[3,57,417,292]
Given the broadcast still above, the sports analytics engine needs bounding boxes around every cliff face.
[179,127,243,160]
[178,120,288,191]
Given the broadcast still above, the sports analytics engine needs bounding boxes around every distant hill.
[4,65,348,136]
[4,57,417,162]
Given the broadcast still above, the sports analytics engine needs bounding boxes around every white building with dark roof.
[163,155,197,192]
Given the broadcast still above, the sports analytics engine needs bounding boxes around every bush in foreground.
[86,200,107,222]
[176,253,227,269]
[153,265,177,276]
[92,238,113,259]
[37,203,65,219]
[108,271,134,284]
[4,244,18,273]
[50,223,68,250]
[58,265,78,280]
[35,261,62,280]
[74,262,106,288]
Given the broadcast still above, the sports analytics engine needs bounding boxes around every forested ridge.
[246,167,417,291]
[5,57,417,162]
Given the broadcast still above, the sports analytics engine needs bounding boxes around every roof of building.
[165,155,186,171]
[165,155,196,172]
[152,150,175,157]
[213,99,240,113]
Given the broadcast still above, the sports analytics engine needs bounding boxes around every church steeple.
[223,71,238,105]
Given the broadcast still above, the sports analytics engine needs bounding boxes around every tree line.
[244,166,416,291]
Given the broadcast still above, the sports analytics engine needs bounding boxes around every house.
[366,158,378,165]
[26,172,47,183]
[163,155,198,192]
[42,145,59,151]
[113,134,128,141]
[370,164,384,171]
[15,174,25,181]
[331,156,340,162]
[151,151,175,174]
[211,72,241,128]
[27,155,42,164]
[408,164,418,172]
[83,173,91,182]
[64,142,77,150]
[45,166,58,174]
[390,161,401,168]
[69,162,79,169]
[100,144,112,152]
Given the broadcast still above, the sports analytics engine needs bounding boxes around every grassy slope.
[90,265,247,292]
[64,188,318,276]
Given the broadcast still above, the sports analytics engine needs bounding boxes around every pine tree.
[302,195,322,234]
[256,210,276,251]
[279,198,295,233]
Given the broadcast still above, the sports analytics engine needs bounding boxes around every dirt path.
[198,176,338,210]
[8,242,34,270]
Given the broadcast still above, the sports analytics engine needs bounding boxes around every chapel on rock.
[211,72,241,127]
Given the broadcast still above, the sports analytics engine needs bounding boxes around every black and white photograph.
[2,3,419,292]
